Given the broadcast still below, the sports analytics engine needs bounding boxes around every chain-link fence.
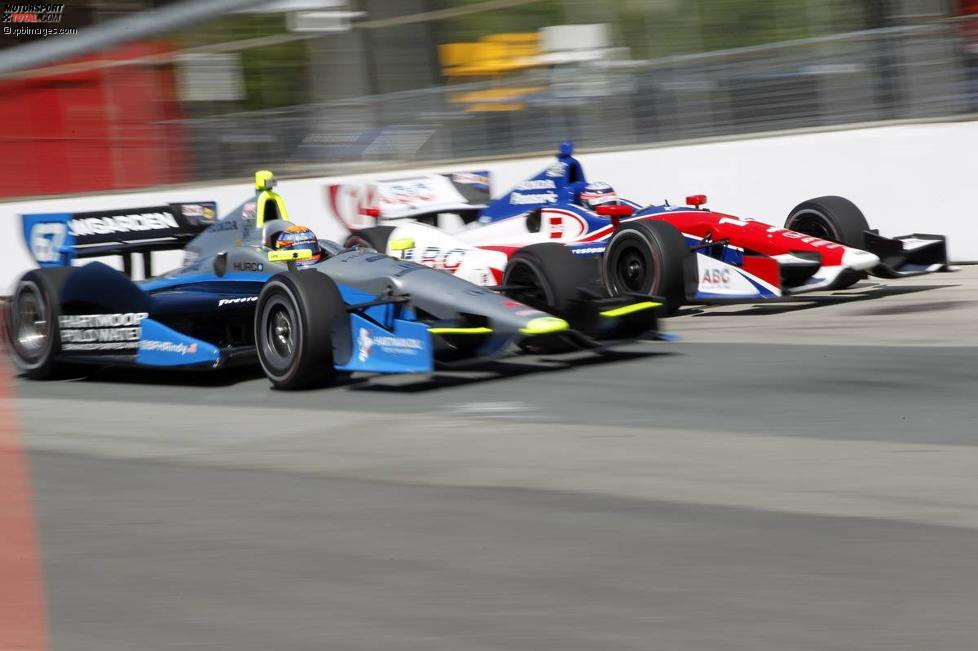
[169,16,977,183]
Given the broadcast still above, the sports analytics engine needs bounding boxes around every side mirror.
[686,194,707,209]
[595,204,634,217]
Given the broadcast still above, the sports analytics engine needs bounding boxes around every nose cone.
[842,248,880,271]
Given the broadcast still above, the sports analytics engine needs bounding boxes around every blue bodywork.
[19,211,437,375]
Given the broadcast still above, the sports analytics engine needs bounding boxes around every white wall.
[2,120,976,294]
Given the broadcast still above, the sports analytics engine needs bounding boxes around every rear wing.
[21,202,217,277]
[326,172,490,231]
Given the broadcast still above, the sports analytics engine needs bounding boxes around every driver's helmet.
[580,182,618,210]
[273,224,323,267]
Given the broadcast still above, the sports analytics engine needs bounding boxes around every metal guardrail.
[118,16,978,183]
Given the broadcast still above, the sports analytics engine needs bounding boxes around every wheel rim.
[617,248,649,292]
[788,211,839,243]
[260,294,300,374]
[13,281,49,360]
[609,237,655,295]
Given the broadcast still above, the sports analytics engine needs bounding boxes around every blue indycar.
[5,172,659,389]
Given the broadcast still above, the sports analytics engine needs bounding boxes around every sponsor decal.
[326,183,378,230]
[357,328,373,362]
[403,246,467,273]
[232,262,264,272]
[217,296,258,307]
[208,219,238,233]
[140,340,199,355]
[452,172,490,186]
[180,204,216,220]
[380,181,436,206]
[570,246,605,255]
[513,179,556,191]
[701,268,731,287]
[58,312,148,351]
[28,221,67,263]
[774,228,841,248]
[546,161,567,178]
[510,191,557,205]
[357,327,424,362]
[70,212,179,237]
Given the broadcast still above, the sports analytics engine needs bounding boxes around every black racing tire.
[785,196,870,249]
[255,271,348,390]
[6,267,75,380]
[602,220,689,313]
[502,243,593,319]
[344,226,395,253]
[785,196,871,289]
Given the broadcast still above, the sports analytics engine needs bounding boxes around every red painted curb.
[0,360,49,651]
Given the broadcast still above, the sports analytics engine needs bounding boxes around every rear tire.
[602,220,689,313]
[255,272,348,390]
[785,196,871,288]
[6,268,76,380]
[344,226,394,253]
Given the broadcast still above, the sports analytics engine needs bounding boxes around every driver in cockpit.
[254,170,328,266]
[272,224,324,267]
[579,182,620,212]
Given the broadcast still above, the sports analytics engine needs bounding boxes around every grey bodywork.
[161,199,560,354]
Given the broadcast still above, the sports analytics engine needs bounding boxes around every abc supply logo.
[3,3,77,36]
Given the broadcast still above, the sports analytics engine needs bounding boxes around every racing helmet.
[272,224,323,267]
[580,182,618,210]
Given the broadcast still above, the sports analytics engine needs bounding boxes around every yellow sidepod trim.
[599,301,662,318]
[428,327,494,335]
[519,316,570,335]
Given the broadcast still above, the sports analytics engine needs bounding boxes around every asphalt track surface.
[9,267,978,651]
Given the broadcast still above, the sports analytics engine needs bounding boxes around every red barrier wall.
[0,42,187,198]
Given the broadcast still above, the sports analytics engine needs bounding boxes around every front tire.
[255,272,348,390]
[6,267,74,380]
[785,196,871,288]
[502,243,594,320]
[602,220,690,313]
[785,196,870,248]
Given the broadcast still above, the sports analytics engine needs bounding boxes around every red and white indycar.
[335,144,951,312]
